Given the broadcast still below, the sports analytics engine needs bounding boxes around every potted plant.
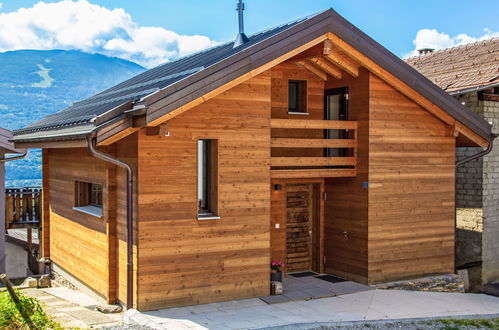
[270,260,285,282]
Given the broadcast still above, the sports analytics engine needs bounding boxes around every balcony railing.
[5,187,41,229]
[270,119,357,178]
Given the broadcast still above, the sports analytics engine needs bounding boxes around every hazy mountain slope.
[0,49,145,187]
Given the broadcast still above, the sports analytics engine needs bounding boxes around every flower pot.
[271,271,282,282]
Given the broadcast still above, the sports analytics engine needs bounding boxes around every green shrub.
[0,290,62,329]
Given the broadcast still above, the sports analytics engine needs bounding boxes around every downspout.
[455,134,497,167]
[454,133,497,274]
[86,133,134,309]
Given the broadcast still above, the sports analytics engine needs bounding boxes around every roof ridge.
[150,11,323,70]
[405,36,498,61]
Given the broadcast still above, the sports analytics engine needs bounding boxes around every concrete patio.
[136,289,499,329]
[260,272,373,304]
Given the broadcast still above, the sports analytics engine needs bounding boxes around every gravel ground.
[269,316,499,330]
[98,324,155,329]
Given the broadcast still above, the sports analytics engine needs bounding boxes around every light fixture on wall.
[274,184,282,191]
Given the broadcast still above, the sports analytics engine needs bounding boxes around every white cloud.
[0,0,219,67]
[404,28,499,58]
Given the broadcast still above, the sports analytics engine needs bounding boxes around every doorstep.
[260,271,373,304]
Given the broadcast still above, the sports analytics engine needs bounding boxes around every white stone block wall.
[456,91,499,284]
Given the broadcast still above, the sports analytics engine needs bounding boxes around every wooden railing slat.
[271,119,357,130]
[271,138,356,148]
[271,157,357,167]
[5,187,42,229]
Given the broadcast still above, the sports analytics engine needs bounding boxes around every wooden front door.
[286,184,314,272]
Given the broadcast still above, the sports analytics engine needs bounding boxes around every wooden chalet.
[13,9,493,311]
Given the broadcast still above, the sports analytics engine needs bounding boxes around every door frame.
[270,178,325,274]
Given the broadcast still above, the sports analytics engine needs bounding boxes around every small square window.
[288,80,307,113]
[74,181,103,217]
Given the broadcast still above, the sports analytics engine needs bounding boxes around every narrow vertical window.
[325,87,349,157]
[198,139,218,218]
[288,80,307,113]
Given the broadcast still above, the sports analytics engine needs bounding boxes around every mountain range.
[0,49,145,187]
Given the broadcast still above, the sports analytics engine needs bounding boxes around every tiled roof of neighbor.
[405,38,499,93]
[13,16,308,135]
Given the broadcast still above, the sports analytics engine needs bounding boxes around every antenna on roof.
[233,0,249,48]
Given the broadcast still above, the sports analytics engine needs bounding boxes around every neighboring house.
[406,38,499,288]
[0,128,26,275]
[12,9,493,311]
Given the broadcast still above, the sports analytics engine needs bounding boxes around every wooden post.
[0,274,33,327]
[27,227,32,267]
[41,149,50,258]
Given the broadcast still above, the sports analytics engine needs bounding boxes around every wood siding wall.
[47,148,110,297]
[114,133,138,306]
[367,75,455,283]
[136,73,271,310]
[45,137,138,304]
[270,62,325,158]
[270,63,325,266]
[324,68,370,283]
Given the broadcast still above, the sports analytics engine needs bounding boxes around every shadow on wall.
[456,228,482,267]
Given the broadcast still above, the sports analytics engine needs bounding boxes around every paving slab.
[260,273,372,305]
[22,287,121,328]
[136,289,499,329]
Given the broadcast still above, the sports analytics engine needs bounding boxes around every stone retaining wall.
[376,274,465,293]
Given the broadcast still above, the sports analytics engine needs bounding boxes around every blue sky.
[0,0,498,67]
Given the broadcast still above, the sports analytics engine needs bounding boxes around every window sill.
[73,206,103,218]
[197,215,221,221]
[288,112,310,116]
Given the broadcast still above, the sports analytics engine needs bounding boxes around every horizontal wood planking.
[326,32,488,148]
[271,157,356,166]
[367,74,455,283]
[136,73,271,310]
[324,68,370,283]
[47,148,110,298]
[114,133,139,306]
[271,138,356,148]
[271,62,325,159]
[271,119,357,130]
[271,168,356,179]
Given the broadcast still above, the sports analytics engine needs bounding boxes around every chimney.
[418,48,434,55]
[233,0,249,48]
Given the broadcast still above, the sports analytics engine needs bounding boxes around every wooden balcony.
[270,119,357,179]
[5,187,41,229]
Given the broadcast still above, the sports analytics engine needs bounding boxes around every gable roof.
[13,15,308,138]
[405,38,499,94]
[0,128,25,154]
[13,9,492,145]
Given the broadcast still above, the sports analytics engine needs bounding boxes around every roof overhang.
[0,128,26,154]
